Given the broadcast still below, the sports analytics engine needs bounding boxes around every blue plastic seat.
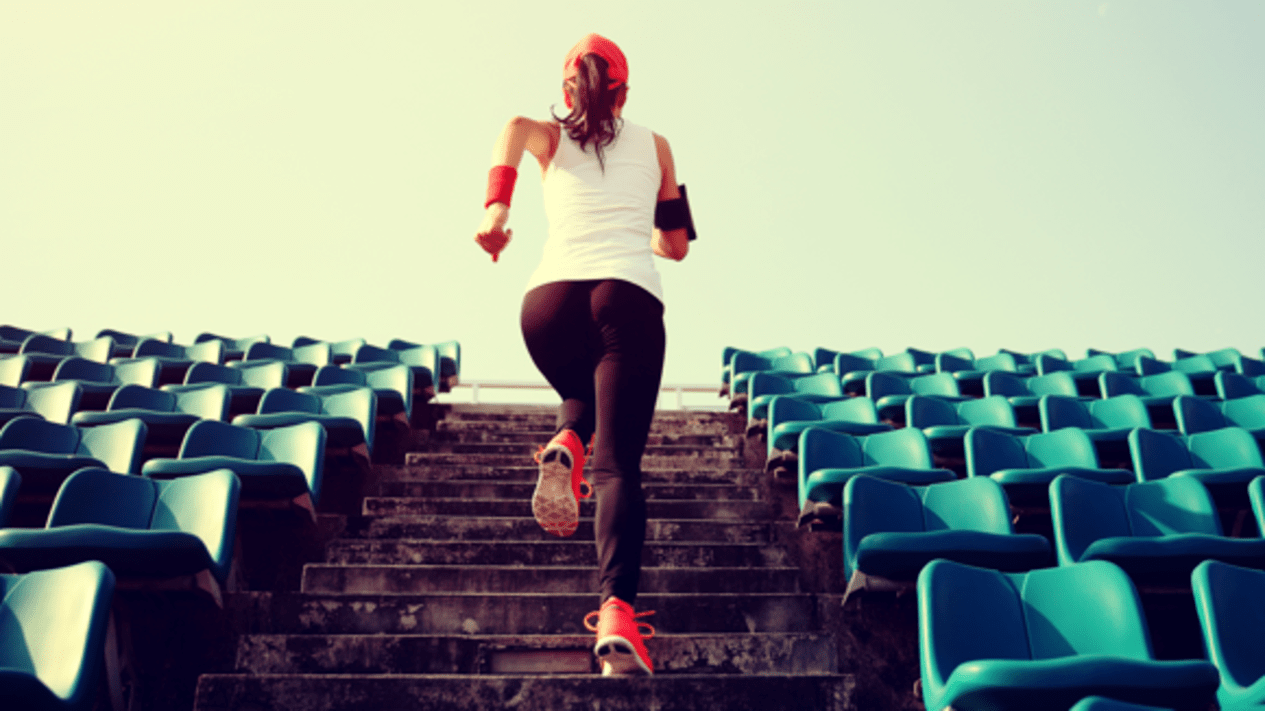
[1135,355,1220,396]
[1087,348,1157,371]
[965,428,1133,506]
[1,325,65,354]
[0,560,116,711]
[389,339,461,392]
[0,418,147,493]
[720,346,791,391]
[232,386,375,454]
[766,395,891,458]
[1040,394,1152,442]
[243,341,331,387]
[1129,427,1265,486]
[95,329,174,358]
[907,395,1035,458]
[123,338,225,384]
[302,364,413,420]
[71,383,230,445]
[172,360,289,417]
[1050,474,1265,585]
[869,372,969,424]
[1191,559,1265,710]
[918,558,1218,711]
[1216,395,1265,441]
[1215,371,1263,400]
[293,336,367,365]
[983,371,1083,428]
[194,333,270,361]
[844,475,1049,585]
[0,382,83,427]
[728,352,814,407]
[0,467,239,586]
[935,352,1024,396]
[829,349,882,383]
[142,419,325,505]
[19,335,115,381]
[0,354,33,387]
[747,371,843,422]
[0,466,19,526]
[797,427,954,511]
[51,357,161,410]
[812,347,881,374]
[1101,371,1197,407]
[349,342,443,401]
[1036,353,1119,397]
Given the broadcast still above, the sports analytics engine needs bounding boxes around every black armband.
[655,184,697,241]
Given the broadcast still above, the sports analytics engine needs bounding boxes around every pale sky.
[2,1,1263,387]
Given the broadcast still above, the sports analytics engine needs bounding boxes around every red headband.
[563,33,628,109]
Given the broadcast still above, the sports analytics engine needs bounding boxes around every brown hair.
[552,53,625,171]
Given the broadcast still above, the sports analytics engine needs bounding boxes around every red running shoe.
[584,597,655,676]
[531,429,592,537]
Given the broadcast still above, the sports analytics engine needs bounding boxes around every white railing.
[443,380,726,411]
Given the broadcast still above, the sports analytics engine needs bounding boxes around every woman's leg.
[588,280,666,605]
[520,281,598,442]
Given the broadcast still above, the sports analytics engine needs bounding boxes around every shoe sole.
[532,446,579,537]
[594,635,653,676]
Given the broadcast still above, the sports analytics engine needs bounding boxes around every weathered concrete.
[380,463,765,485]
[404,451,740,468]
[323,539,791,568]
[378,479,762,501]
[356,515,781,543]
[361,496,774,520]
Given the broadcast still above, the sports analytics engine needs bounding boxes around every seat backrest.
[48,467,158,528]
[256,388,322,415]
[107,384,176,412]
[353,343,403,366]
[257,421,326,503]
[768,397,822,431]
[921,476,1013,534]
[312,365,367,387]
[318,387,376,444]
[1039,394,1092,432]
[244,341,294,362]
[1050,475,1132,564]
[1087,348,1155,369]
[982,371,1027,398]
[151,469,240,580]
[1035,353,1073,375]
[1203,347,1242,369]
[934,352,974,373]
[19,382,83,425]
[1129,428,1193,481]
[1173,395,1228,435]
[0,560,115,706]
[0,354,32,387]
[957,396,1017,428]
[833,351,876,375]
[1216,371,1259,400]
[1074,354,1118,373]
[77,419,147,473]
[1024,428,1100,469]
[1018,561,1152,660]
[291,342,332,367]
[1221,395,1265,432]
[964,427,1029,478]
[1140,371,1195,397]
[767,352,814,375]
[906,395,960,429]
[972,352,1019,373]
[843,475,924,578]
[813,347,840,371]
[1134,355,1172,376]
[819,396,879,424]
[133,338,186,360]
[1173,355,1217,376]
[861,427,933,468]
[0,384,21,408]
[1125,476,1221,537]
[865,372,911,399]
[172,383,231,420]
[234,360,289,388]
[430,340,461,378]
[1187,427,1265,469]
[910,372,961,397]
[179,419,261,459]
[791,372,843,399]
[1099,371,1145,397]
[748,372,793,401]
[1192,560,1265,691]
[0,417,80,454]
[363,364,412,413]
[798,427,863,475]
[875,352,918,374]
[186,339,225,364]
[0,466,19,526]
[52,357,113,383]
[113,358,161,388]
[194,333,269,358]
[20,333,76,357]
[184,362,244,386]
[1026,372,1078,397]
[1088,395,1151,430]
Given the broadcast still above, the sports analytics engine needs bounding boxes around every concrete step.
[194,672,853,711]
[356,515,787,544]
[361,497,774,521]
[431,428,737,448]
[379,464,764,486]
[233,632,839,675]
[224,591,823,635]
[404,452,739,469]
[438,404,736,426]
[422,441,740,457]
[377,480,761,501]
[324,540,791,568]
[300,565,802,595]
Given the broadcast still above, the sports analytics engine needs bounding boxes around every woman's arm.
[475,117,560,261]
[652,133,689,261]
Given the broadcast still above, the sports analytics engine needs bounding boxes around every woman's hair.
[552,53,625,171]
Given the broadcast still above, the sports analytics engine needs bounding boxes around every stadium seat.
[95,329,173,359]
[965,427,1133,506]
[292,336,367,365]
[813,347,881,373]
[302,364,413,420]
[747,371,844,422]
[0,354,33,387]
[20,335,115,381]
[1172,395,1232,436]
[1215,371,1263,400]
[0,466,19,525]
[0,382,83,426]
[1215,395,1265,442]
[389,339,461,391]
[142,419,325,506]
[983,371,1082,428]
[917,558,1218,711]
[720,346,791,391]
[1068,698,1172,711]
[797,427,954,513]
[51,357,161,411]
[869,372,969,424]
[907,395,1035,459]
[348,343,443,401]
[1175,348,1265,377]
[0,418,147,494]
[173,360,288,417]
[1086,348,1157,371]
[935,352,1024,396]
[1129,427,1265,486]
[728,351,815,409]
[1040,394,1151,441]
[0,467,239,586]
[194,333,270,361]
[766,396,891,457]
[0,560,116,711]
[1135,355,1219,396]
[1191,559,1265,710]
[843,474,1049,585]
[124,338,224,383]
[232,386,375,454]
[71,383,230,446]
[1101,372,1198,428]
[242,341,331,387]
[1036,353,1117,397]
[1050,474,1265,585]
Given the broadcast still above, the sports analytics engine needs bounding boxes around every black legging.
[521,279,665,605]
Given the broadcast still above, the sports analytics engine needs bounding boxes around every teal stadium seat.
[0,382,83,426]
[797,427,954,513]
[765,395,891,464]
[868,372,969,425]
[125,337,225,384]
[1174,394,1265,443]
[293,336,367,366]
[302,364,413,420]
[349,343,443,401]
[1191,559,1265,710]
[728,351,814,411]
[390,339,461,392]
[1087,348,1157,371]
[0,561,116,711]
[843,475,1048,585]
[812,346,882,374]
[71,383,230,446]
[1129,427,1265,487]
[746,371,843,423]
[1214,371,1265,400]
[1050,474,1265,586]
[0,354,33,387]
[0,467,240,586]
[232,386,375,454]
[906,395,1035,459]
[917,558,1218,711]
[0,466,19,525]
[1069,697,1173,711]
[172,360,289,418]
[142,419,325,505]
[965,427,1132,506]
[1175,347,1265,377]
[95,329,173,359]
[935,351,1024,397]
[1101,371,1198,428]
[194,333,270,361]
[720,346,791,392]
[1040,394,1152,442]
[1000,347,1067,373]
[983,371,1083,428]
[243,341,331,388]
[51,357,161,410]
[20,334,114,381]
[0,418,147,494]
[1135,355,1218,396]
[1036,353,1118,397]
[1,325,58,354]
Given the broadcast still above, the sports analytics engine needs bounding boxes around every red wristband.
[485,165,517,208]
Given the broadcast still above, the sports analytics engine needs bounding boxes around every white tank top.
[526,119,664,303]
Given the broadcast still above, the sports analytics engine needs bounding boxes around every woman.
[474,33,690,676]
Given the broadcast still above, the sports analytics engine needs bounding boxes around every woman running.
[474,33,691,676]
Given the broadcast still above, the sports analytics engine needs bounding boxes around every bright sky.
[3,2,1263,387]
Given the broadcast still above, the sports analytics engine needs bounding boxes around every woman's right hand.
[475,203,512,262]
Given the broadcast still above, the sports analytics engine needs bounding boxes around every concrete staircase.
[192,405,854,710]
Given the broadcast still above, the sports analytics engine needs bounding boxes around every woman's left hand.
[476,203,512,262]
